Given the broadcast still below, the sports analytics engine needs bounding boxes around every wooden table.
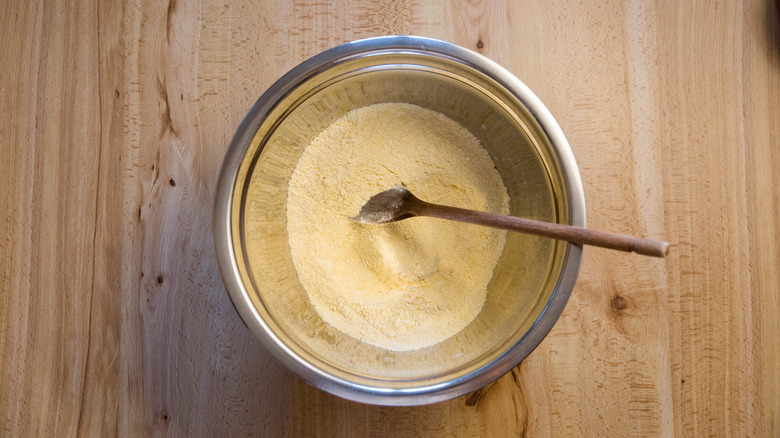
[2,1,779,436]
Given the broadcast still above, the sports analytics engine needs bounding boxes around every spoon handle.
[417,202,669,258]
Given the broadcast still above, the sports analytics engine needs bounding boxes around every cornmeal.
[286,103,509,351]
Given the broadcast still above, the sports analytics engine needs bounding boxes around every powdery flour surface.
[286,103,509,351]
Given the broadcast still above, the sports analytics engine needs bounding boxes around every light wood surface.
[2,1,778,436]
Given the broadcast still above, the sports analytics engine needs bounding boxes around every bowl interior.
[232,51,570,390]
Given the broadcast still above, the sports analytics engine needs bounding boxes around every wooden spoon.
[350,186,669,258]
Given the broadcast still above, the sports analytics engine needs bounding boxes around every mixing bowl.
[214,36,585,406]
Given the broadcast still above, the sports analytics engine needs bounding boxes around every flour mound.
[286,103,509,351]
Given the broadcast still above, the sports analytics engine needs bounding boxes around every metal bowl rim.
[213,35,585,406]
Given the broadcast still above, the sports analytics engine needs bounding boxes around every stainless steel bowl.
[214,36,585,406]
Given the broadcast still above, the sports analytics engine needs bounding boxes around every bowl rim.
[213,35,585,406]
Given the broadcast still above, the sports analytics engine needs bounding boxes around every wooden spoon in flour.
[350,186,669,258]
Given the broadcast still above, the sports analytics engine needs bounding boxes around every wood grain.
[2,0,778,436]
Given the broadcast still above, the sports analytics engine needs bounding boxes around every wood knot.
[169,178,176,187]
[465,380,498,406]
[476,39,484,49]
[157,275,164,284]
[611,296,627,310]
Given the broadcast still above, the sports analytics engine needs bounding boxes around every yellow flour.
[286,103,509,351]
